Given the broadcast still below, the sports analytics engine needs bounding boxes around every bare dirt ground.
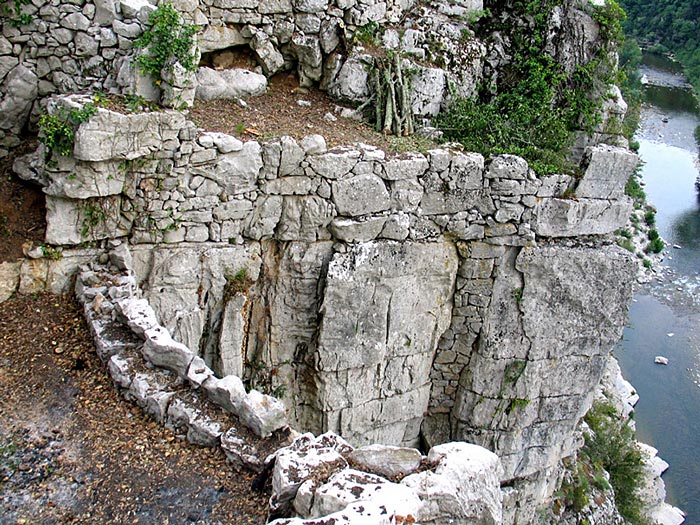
[0,293,270,525]
[0,140,46,264]
[189,71,436,152]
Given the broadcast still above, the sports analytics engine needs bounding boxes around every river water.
[615,55,700,523]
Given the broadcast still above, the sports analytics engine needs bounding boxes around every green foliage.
[647,229,659,241]
[619,0,700,93]
[2,0,32,27]
[353,21,381,46]
[134,2,197,84]
[643,209,656,226]
[643,258,652,269]
[561,462,591,512]
[591,0,626,45]
[38,103,97,157]
[437,1,625,174]
[80,199,108,240]
[625,173,646,202]
[41,245,63,260]
[617,237,635,253]
[646,237,664,254]
[583,401,650,524]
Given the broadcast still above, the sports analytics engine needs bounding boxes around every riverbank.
[616,54,700,525]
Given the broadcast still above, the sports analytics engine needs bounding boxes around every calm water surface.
[615,56,700,522]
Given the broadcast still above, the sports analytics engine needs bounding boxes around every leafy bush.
[583,401,650,524]
[436,1,625,174]
[38,103,97,157]
[643,209,656,226]
[2,0,32,27]
[647,237,664,254]
[134,3,197,83]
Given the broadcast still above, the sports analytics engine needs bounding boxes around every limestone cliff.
[2,0,646,523]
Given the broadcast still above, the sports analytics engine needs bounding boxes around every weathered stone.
[402,442,503,524]
[382,153,429,181]
[349,444,422,479]
[258,0,293,13]
[202,374,246,414]
[108,354,135,389]
[61,12,90,31]
[316,241,458,445]
[292,34,323,87]
[277,196,334,241]
[187,355,214,388]
[220,427,263,471]
[576,145,638,200]
[307,147,360,179]
[44,160,126,199]
[239,389,288,437]
[311,468,422,519]
[251,31,285,76]
[45,195,128,246]
[301,134,327,155]
[330,216,386,242]
[0,261,20,303]
[533,197,632,237]
[73,106,185,162]
[115,298,159,337]
[142,326,195,378]
[195,67,268,101]
[198,24,247,53]
[332,173,390,216]
[411,67,445,117]
[0,65,38,133]
[327,56,371,103]
[218,294,247,376]
[271,432,351,516]
[197,141,263,195]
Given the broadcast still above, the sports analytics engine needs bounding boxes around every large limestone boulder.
[315,240,458,446]
[195,67,267,101]
[401,442,503,525]
[0,65,38,136]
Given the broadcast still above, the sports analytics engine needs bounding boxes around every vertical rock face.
[15,75,638,525]
[314,241,458,446]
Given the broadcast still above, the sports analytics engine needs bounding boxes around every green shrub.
[583,401,649,524]
[644,209,656,226]
[2,0,32,27]
[647,229,659,241]
[38,103,97,157]
[647,237,664,254]
[134,3,197,84]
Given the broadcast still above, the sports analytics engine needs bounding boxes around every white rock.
[349,444,422,479]
[239,389,287,438]
[202,375,246,414]
[310,468,422,519]
[142,326,195,378]
[195,67,267,101]
[401,442,503,525]
[655,356,669,365]
[300,134,327,155]
[271,432,351,516]
[115,298,159,336]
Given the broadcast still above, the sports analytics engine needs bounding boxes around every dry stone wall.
[11,94,640,523]
[0,0,486,156]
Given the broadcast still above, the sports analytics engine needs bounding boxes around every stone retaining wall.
[0,0,486,156]
[10,95,640,522]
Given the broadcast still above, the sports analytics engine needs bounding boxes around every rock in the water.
[654,356,669,365]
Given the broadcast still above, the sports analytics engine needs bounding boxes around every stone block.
[332,173,390,216]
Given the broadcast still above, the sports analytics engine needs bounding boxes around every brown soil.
[0,140,46,264]
[0,293,270,525]
[189,71,436,153]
